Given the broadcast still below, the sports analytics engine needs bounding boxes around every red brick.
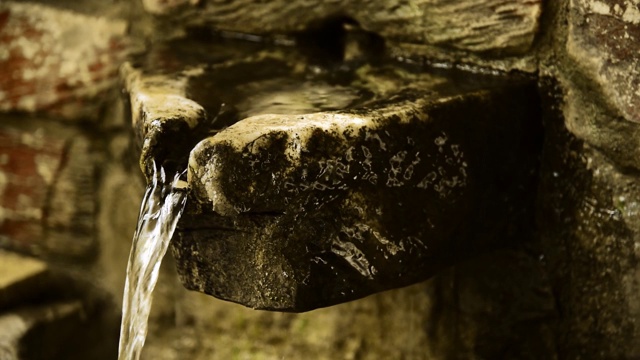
[0,3,131,121]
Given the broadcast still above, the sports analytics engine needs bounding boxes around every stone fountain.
[1,0,640,359]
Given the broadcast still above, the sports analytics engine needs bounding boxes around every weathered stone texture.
[142,0,199,15]
[0,119,98,258]
[121,62,207,177]
[541,140,640,359]
[0,2,131,120]
[567,0,640,123]
[149,0,541,56]
[555,73,640,173]
[170,68,542,311]
[124,31,543,317]
[538,82,640,359]
[372,0,542,54]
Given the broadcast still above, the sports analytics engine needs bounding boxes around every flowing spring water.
[118,163,188,360]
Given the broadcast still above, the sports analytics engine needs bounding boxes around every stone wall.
[0,0,639,359]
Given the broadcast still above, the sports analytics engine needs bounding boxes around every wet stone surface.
[537,79,640,359]
[124,33,440,176]
[124,35,544,311]
[175,83,542,312]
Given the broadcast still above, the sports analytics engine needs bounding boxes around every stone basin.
[122,32,542,312]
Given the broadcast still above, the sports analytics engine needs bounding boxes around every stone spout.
[122,34,542,312]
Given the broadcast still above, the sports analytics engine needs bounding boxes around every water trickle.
[118,162,188,360]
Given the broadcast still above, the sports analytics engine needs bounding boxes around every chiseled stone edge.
[121,63,205,130]
[121,62,206,174]
[188,99,429,216]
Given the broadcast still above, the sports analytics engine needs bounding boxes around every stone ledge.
[173,80,542,311]
[122,34,543,312]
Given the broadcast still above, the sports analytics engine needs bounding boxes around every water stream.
[118,162,188,360]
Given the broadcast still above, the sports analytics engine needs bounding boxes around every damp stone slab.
[123,37,542,312]
[176,82,542,312]
[122,35,447,177]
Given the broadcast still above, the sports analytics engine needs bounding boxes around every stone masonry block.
[567,0,640,123]
[0,2,132,120]
[0,119,98,259]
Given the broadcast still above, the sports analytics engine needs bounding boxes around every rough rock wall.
[536,1,640,357]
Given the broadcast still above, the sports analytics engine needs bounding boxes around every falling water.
[118,162,188,360]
